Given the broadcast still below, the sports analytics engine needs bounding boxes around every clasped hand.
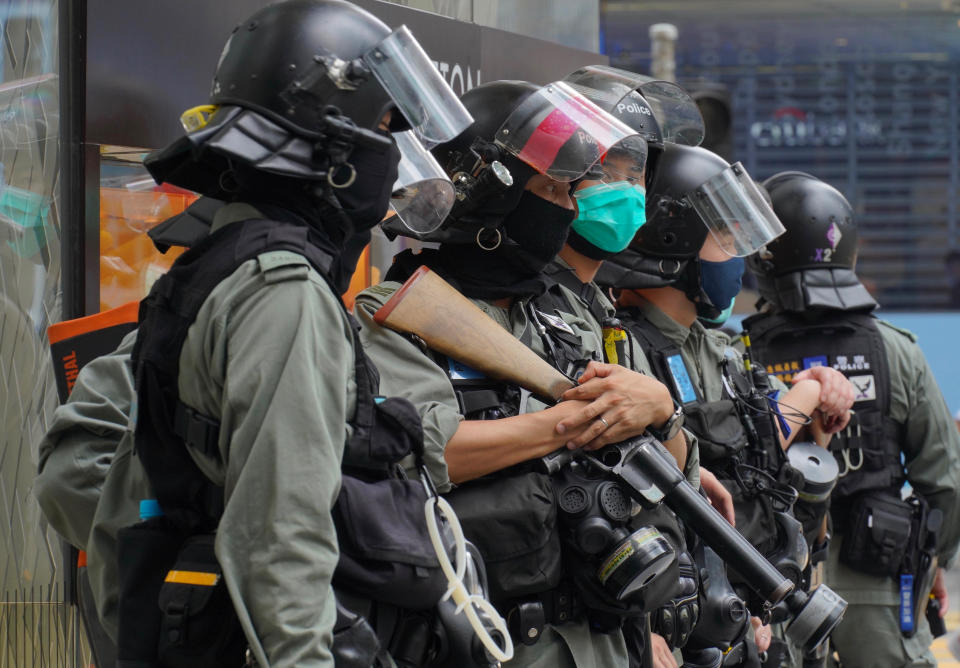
[555,361,673,450]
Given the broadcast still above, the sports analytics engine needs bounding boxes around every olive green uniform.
[546,257,700,485]
[825,321,960,668]
[619,297,792,662]
[36,329,137,551]
[357,281,626,667]
[357,272,700,668]
[85,204,356,668]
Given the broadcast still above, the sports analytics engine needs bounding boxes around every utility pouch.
[684,401,748,466]
[839,490,913,577]
[445,471,562,603]
[116,517,187,668]
[333,475,447,609]
[156,534,246,667]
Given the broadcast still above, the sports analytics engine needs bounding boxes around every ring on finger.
[598,416,610,429]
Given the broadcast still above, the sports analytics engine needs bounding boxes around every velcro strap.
[456,389,501,416]
[173,401,221,459]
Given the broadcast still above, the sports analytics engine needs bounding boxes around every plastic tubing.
[425,495,514,663]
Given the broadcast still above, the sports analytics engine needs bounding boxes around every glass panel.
[98,148,195,311]
[0,1,93,665]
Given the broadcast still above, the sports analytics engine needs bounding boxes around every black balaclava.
[433,191,576,299]
[333,134,402,232]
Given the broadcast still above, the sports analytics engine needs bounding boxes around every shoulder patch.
[878,320,918,343]
[257,250,310,283]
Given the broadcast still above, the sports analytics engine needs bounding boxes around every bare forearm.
[446,403,588,483]
[778,379,821,449]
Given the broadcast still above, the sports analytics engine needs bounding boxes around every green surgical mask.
[699,298,736,329]
[571,181,647,253]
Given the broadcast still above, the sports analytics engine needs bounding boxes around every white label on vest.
[849,374,877,402]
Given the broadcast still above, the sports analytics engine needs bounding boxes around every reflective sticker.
[849,374,877,402]
[834,354,871,372]
[900,573,915,633]
[826,222,842,250]
[165,570,220,587]
[666,354,697,404]
[536,310,575,335]
[803,355,828,370]
[448,358,484,380]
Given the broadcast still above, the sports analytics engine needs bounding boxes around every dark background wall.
[86,0,606,149]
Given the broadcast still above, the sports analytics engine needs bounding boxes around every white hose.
[425,495,514,663]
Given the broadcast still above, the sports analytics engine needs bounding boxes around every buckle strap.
[173,401,221,459]
[505,585,584,645]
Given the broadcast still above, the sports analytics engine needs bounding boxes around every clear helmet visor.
[389,130,456,234]
[493,81,645,182]
[563,65,705,146]
[687,162,786,257]
[579,134,648,188]
[635,80,705,147]
[363,26,474,146]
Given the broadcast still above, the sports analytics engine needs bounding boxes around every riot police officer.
[596,145,856,666]
[539,66,737,666]
[71,2,473,666]
[744,171,960,668]
[358,79,691,667]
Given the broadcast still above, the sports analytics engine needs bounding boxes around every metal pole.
[649,23,678,83]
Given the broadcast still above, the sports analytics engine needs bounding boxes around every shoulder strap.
[542,264,611,326]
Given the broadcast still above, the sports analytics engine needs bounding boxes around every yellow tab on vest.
[165,570,220,586]
[603,327,626,366]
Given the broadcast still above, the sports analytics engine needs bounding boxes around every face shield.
[686,162,786,257]
[363,26,474,146]
[563,65,705,146]
[493,81,645,182]
[390,130,456,234]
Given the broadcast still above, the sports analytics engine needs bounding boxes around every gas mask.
[553,460,677,613]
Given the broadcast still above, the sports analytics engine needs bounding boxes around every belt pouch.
[839,490,912,577]
[156,533,246,667]
[116,517,185,667]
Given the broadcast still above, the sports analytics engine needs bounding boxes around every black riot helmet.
[210,0,399,138]
[563,65,706,187]
[597,144,783,316]
[382,79,644,245]
[750,172,876,312]
[145,0,472,223]
[634,143,726,259]
[760,172,857,273]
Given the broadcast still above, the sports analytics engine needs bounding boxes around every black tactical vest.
[132,218,341,528]
[616,306,791,561]
[743,310,906,500]
[132,217,446,604]
[616,306,756,469]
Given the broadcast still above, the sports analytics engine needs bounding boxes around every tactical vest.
[126,217,446,667]
[616,307,757,469]
[616,306,791,564]
[743,310,906,500]
[438,288,591,610]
